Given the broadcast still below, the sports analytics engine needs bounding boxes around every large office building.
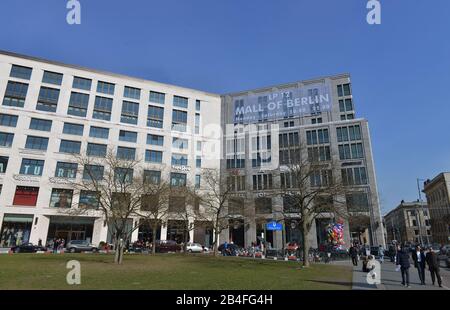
[0,50,384,249]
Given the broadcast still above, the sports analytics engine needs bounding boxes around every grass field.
[0,253,352,290]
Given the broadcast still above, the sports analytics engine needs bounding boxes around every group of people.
[47,238,65,253]
[348,243,385,267]
[396,245,442,288]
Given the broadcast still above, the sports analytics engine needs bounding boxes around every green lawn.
[0,253,352,290]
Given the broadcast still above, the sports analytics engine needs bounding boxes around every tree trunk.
[114,238,124,264]
[301,219,310,267]
[213,230,220,257]
[152,224,157,255]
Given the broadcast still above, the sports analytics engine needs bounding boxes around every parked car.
[186,242,204,253]
[66,240,98,253]
[154,240,181,253]
[11,243,47,253]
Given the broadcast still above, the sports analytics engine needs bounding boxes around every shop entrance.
[285,219,302,244]
[0,214,34,247]
[138,220,161,242]
[193,221,213,247]
[228,219,244,247]
[167,220,187,244]
[256,221,274,248]
[47,216,95,245]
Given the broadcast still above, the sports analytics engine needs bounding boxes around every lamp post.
[417,178,430,246]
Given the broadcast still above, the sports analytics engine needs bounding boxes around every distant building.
[384,200,431,245]
[423,173,450,245]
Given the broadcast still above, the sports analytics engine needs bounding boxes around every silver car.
[66,240,98,253]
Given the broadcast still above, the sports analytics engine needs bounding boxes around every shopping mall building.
[0,50,385,249]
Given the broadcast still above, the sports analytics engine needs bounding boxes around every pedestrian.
[38,238,42,247]
[396,246,411,287]
[222,241,228,256]
[349,244,358,266]
[412,245,426,285]
[53,238,59,254]
[425,246,442,287]
[378,245,384,263]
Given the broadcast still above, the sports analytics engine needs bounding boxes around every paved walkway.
[352,259,450,290]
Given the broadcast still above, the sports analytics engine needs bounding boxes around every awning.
[2,214,34,223]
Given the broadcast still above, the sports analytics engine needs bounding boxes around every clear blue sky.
[1,0,449,214]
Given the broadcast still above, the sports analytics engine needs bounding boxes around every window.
[144,170,161,184]
[196,156,201,168]
[150,91,165,104]
[169,196,186,212]
[89,126,109,139]
[147,105,164,128]
[307,146,331,162]
[79,190,99,209]
[341,167,367,185]
[195,175,201,188]
[10,65,32,80]
[172,137,188,149]
[97,81,115,95]
[145,150,162,163]
[255,197,272,214]
[339,99,353,112]
[0,156,8,173]
[119,130,137,143]
[346,192,369,212]
[279,132,300,148]
[195,113,200,134]
[197,141,202,152]
[25,136,48,151]
[55,162,77,178]
[59,140,81,154]
[20,159,44,176]
[42,71,63,85]
[68,92,89,117]
[49,189,73,208]
[63,123,84,136]
[147,134,164,146]
[0,132,14,147]
[121,101,139,124]
[36,87,59,112]
[93,96,113,121]
[72,77,92,90]
[172,110,187,132]
[87,143,107,157]
[227,175,246,191]
[337,83,351,97]
[173,96,188,108]
[83,165,104,180]
[115,167,134,183]
[280,173,298,189]
[309,170,333,187]
[30,118,52,131]
[195,99,201,111]
[124,86,141,100]
[306,129,329,145]
[337,125,361,142]
[172,154,188,166]
[311,118,322,124]
[3,81,28,107]
[0,114,18,127]
[338,143,364,160]
[117,146,136,160]
[252,174,273,190]
[170,173,187,187]
[13,186,39,206]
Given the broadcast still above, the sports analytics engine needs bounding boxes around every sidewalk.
[352,259,450,290]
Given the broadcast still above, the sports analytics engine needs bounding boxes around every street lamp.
[417,178,431,246]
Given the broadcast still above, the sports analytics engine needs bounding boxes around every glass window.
[3,81,28,107]
[0,156,9,173]
[0,132,14,147]
[49,188,73,208]
[68,92,89,117]
[195,100,201,111]
[55,162,77,178]
[149,91,165,104]
[172,110,187,132]
[172,137,188,149]
[145,150,162,163]
[10,65,32,80]
[83,165,104,180]
[119,130,138,143]
[79,190,99,209]
[87,143,107,157]
[170,173,186,187]
[147,134,164,146]
[25,136,48,150]
[13,186,39,206]
[171,154,188,166]
[63,123,84,136]
[97,81,115,95]
[124,86,141,100]
[59,140,81,154]
[195,175,201,188]
[89,126,109,139]
[93,96,113,121]
[117,146,136,160]
[72,77,92,90]
[20,159,44,176]
[30,118,52,131]
[42,71,63,85]
[173,96,188,108]
[0,113,18,127]
[147,105,164,128]
[121,101,139,124]
[343,84,351,96]
[36,86,59,112]
[144,170,161,184]
[197,141,202,152]
[114,167,134,183]
[196,156,201,168]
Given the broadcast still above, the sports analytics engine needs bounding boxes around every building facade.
[220,75,385,249]
[0,51,221,248]
[423,173,450,245]
[384,200,432,245]
[0,50,385,250]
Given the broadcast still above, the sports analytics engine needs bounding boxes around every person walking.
[412,245,426,285]
[378,245,385,263]
[396,246,411,287]
[425,247,442,287]
[349,244,358,266]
